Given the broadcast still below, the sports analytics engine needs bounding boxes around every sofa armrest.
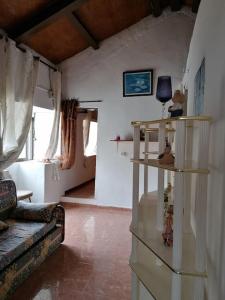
[9,201,59,223]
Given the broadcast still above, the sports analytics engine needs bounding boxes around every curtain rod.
[0,34,58,72]
[78,100,103,103]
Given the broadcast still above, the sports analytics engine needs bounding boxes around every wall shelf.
[110,139,133,142]
[130,255,205,300]
[130,192,206,277]
[131,158,209,174]
[131,115,212,126]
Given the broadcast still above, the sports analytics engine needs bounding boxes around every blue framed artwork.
[123,69,153,97]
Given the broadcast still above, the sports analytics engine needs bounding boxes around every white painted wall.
[183,0,225,299]
[9,161,45,203]
[61,8,195,208]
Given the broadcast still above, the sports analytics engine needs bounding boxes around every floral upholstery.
[0,219,56,271]
[0,180,17,221]
[0,179,65,300]
[0,227,62,300]
[10,201,59,223]
[0,221,8,231]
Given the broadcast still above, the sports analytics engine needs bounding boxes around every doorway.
[65,108,98,200]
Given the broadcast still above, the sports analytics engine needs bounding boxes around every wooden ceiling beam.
[170,0,182,11]
[67,13,99,50]
[192,0,201,12]
[9,0,88,42]
[151,0,162,17]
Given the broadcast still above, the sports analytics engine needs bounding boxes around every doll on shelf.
[162,205,173,247]
[164,182,172,215]
[168,90,185,118]
[158,138,175,165]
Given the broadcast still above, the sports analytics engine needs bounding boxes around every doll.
[168,90,185,118]
[164,183,172,215]
[162,205,173,247]
[158,138,175,165]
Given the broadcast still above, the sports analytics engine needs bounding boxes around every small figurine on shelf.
[162,205,173,247]
[158,138,175,165]
[164,182,172,215]
[168,90,185,118]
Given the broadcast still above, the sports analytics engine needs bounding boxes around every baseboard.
[60,196,132,210]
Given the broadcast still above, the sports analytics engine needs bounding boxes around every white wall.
[183,0,225,299]
[9,161,45,203]
[61,8,195,208]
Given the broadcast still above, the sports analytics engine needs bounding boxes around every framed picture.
[123,69,153,97]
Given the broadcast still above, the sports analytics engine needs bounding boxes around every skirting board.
[61,196,132,209]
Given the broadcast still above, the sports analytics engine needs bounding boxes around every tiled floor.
[65,180,95,199]
[10,204,132,300]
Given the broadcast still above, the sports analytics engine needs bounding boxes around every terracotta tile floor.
[65,180,95,199]
[10,204,132,300]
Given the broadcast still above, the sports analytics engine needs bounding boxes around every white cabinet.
[130,116,211,300]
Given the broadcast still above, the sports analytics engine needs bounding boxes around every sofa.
[0,180,65,299]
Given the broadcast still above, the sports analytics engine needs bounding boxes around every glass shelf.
[131,158,209,174]
[131,115,212,127]
[130,256,206,300]
[130,192,207,277]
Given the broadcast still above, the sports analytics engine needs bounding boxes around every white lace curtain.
[0,37,39,173]
[44,70,61,160]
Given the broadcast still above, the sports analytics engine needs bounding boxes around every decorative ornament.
[162,204,173,247]
[168,90,185,118]
[158,138,175,165]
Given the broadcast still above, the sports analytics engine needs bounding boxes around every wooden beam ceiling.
[0,0,197,63]
[66,12,99,49]
[170,0,182,11]
[22,16,90,64]
[75,0,151,41]
[9,0,88,42]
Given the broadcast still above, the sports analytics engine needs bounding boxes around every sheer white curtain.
[44,70,61,160]
[83,111,92,156]
[0,37,39,173]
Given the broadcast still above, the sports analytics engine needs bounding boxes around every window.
[17,106,61,161]
[84,121,98,157]
[33,106,61,160]
[18,119,33,161]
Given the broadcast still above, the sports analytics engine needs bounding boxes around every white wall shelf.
[130,192,206,277]
[130,249,205,300]
[131,159,209,174]
[130,116,211,300]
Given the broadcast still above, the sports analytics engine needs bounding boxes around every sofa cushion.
[0,221,9,231]
[10,201,58,223]
[0,219,56,271]
[0,180,17,221]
